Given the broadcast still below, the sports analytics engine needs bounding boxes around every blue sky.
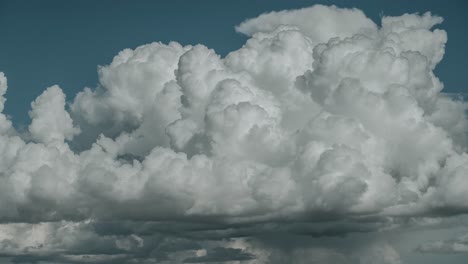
[0,0,467,126]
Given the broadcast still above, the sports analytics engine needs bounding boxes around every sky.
[0,0,467,126]
[0,1,468,264]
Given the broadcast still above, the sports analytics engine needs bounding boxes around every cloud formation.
[417,233,468,254]
[0,4,467,263]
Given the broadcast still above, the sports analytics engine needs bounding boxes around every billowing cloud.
[0,4,467,263]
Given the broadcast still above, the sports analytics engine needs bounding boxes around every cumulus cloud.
[29,85,80,144]
[0,4,467,263]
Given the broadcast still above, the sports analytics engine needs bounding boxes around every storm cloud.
[0,5,467,264]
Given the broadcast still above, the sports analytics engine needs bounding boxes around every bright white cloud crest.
[0,5,467,264]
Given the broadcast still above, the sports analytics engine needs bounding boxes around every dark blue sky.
[1,0,467,126]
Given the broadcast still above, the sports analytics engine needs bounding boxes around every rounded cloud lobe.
[0,5,467,264]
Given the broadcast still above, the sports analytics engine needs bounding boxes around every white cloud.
[29,85,80,144]
[235,5,377,44]
[0,4,467,263]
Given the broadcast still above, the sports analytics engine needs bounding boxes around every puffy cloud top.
[235,5,377,43]
[29,85,80,144]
